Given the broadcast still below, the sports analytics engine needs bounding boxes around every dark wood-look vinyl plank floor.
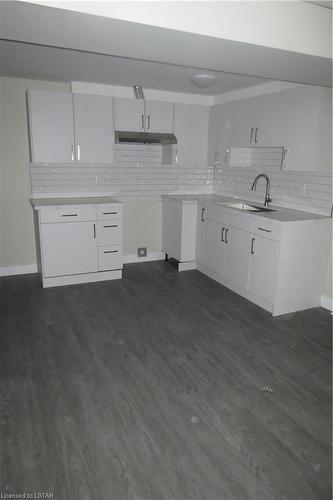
[0,262,331,500]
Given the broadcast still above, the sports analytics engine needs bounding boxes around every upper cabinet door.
[114,98,145,132]
[173,103,190,164]
[28,90,75,163]
[168,104,209,165]
[145,101,173,133]
[73,94,114,164]
[188,105,209,165]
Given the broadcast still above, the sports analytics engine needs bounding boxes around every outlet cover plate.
[138,247,147,258]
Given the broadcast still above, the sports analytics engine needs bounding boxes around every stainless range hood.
[115,131,177,145]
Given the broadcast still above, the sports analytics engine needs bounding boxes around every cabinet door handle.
[251,237,255,254]
[70,144,75,161]
[62,213,78,217]
[201,208,205,222]
[258,227,272,233]
[250,128,254,144]
[103,224,118,228]
[175,147,178,164]
[147,115,150,130]
[103,211,118,215]
[141,114,144,130]
[93,223,96,239]
[221,227,225,242]
[225,228,229,244]
[77,144,81,161]
[104,250,118,254]
[254,127,259,143]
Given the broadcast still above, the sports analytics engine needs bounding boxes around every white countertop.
[162,194,329,222]
[31,196,121,209]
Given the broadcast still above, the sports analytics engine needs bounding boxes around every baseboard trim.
[0,264,38,277]
[43,269,122,288]
[0,254,165,276]
[123,252,165,264]
[321,294,333,312]
[178,261,197,272]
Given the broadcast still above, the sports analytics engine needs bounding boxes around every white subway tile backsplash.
[31,144,213,199]
[31,144,332,215]
[214,163,332,215]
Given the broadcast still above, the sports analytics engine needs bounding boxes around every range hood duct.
[115,131,177,145]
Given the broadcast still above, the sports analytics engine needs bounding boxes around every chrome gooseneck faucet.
[251,174,272,207]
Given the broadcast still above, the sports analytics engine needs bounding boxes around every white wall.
[123,201,162,256]
[29,1,332,58]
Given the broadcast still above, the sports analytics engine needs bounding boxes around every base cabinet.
[223,226,250,290]
[196,205,207,267]
[204,219,225,276]
[194,201,330,316]
[42,221,98,277]
[35,201,123,287]
[248,236,279,305]
[162,198,197,268]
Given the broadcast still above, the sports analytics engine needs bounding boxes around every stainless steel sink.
[217,202,276,213]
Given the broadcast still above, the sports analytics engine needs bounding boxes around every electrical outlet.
[137,247,147,258]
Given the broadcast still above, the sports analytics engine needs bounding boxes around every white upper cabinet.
[28,90,114,164]
[113,98,173,133]
[113,98,145,132]
[73,93,114,164]
[145,101,173,133]
[207,85,331,173]
[166,103,209,165]
[28,90,75,163]
[173,103,190,164]
[188,105,209,165]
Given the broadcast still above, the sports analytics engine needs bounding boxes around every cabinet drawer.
[40,206,96,223]
[252,219,281,241]
[97,221,122,246]
[98,245,123,271]
[97,204,122,220]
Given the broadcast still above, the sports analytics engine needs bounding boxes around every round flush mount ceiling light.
[190,73,217,88]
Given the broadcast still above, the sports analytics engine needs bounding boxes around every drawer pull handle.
[62,214,78,217]
[251,237,255,254]
[103,212,118,215]
[104,250,118,254]
[254,127,259,143]
[258,227,272,233]
[103,224,118,228]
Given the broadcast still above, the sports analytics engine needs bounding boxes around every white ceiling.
[0,1,331,91]
[0,40,268,95]
[305,1,333,9]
